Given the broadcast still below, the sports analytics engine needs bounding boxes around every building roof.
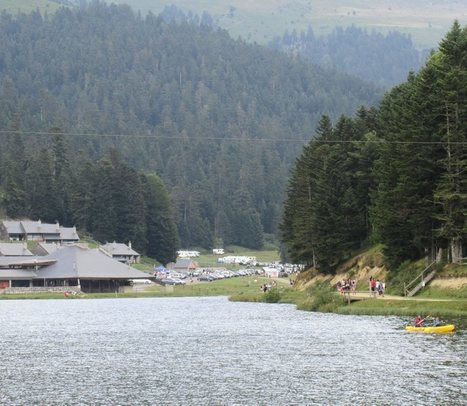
[0,269,38,279]
[0,243,33,256]
[101,242,140,257]
[21,220,60,235]
[173,258,198,269]
[59,226,79,241]
[3,220,23,235]
[38,245,148,280]
[0,256,57,268]
[36,242,60,255]
[2,220,80,242]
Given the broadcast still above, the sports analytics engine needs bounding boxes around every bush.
[263,288,281,303]
[303,282,342,312]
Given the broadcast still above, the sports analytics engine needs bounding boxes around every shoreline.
[1,278,466,319]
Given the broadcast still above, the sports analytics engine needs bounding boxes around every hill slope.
[0,0,63,13]
[104,0,467,49]
[0,2,381,248]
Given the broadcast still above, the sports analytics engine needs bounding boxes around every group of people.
[336,276,386,296]
[414,315,442,327]
[369,276,385,296]
[336,279,356,293]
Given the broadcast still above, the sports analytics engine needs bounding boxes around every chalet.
[1,219,80,243]
[0,244,150,293]
[2,220,23,241]
[168,258,199,273]
[59,226,80,243]
[0,242,33,256]
[20,220,61,241]
[100,241,141,264]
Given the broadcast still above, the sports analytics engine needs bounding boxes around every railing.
[404,261,437,297]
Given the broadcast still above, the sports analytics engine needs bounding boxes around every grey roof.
[59,226,79,241]
[21,220,60,235]
[36,242,60,255]
[3,220,23,235]
[101,242,140,257]
[38,245,149,280]
[0,256,56,268]
[0,269,38,279]
[0,243,33,256]
[173,258,198,269]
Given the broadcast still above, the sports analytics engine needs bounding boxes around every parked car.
[129,279,153,285]
[198,274,215,282]
[161,277,185,286]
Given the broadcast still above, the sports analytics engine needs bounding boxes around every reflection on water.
[0,297,465,405]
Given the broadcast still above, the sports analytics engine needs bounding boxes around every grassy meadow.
[1,1,464,48]
[0,0,62,13]
[111,0,466,48]
[0,275,280,300]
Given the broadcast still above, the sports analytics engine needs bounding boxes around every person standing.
[370,277,377,296]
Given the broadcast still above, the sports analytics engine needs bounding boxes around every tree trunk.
[450,237,463,264]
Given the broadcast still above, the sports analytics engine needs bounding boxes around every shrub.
[304,282,342,312]
[263,288,281,303]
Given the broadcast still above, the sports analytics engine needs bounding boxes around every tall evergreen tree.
[51,128,73,224]
[25,149,59,223]
[372,21,467,267]
[142,173,179,265]
[90,159,117,243]
[429,22,467,262]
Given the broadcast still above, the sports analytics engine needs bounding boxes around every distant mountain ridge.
[270,25,427,88]
[99,0,467,49]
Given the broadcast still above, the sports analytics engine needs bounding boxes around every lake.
[0,297,465,405]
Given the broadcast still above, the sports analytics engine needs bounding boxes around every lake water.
[0,297,465,405]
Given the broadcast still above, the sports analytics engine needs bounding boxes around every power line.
[0,129,466,145]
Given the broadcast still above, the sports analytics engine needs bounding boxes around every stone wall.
[0,286,82,294]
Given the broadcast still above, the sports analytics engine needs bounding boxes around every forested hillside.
[281,22,467,272]
[0,2,381,249]
[158,5,425,88]
[270,26,426,88]
[2,130,179,264]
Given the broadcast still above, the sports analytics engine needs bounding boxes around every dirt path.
[348,292,462,302]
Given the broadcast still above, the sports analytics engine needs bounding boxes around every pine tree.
[142,173,179,265]
[430,22,467,262]
[26,149,60,223]
[90,159,117,243]
[51,128,73,224]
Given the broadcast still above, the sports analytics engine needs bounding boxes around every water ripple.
[0,297,465,405]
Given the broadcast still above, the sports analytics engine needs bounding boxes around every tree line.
[281,22,467,272]
[1,130,179,265]
[270,25,427,88]
[0,1,381,249]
